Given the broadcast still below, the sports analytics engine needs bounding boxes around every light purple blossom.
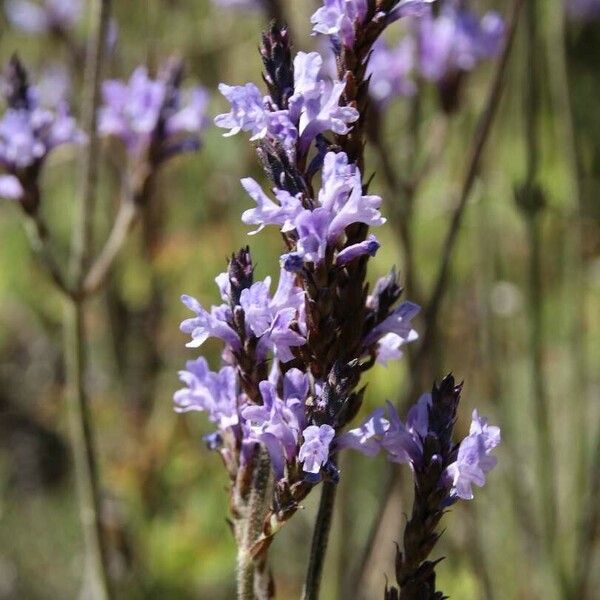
[335,234,380,265]
[215,82,296,147]
[364,300,420,347]
[299,424,336,474]
[174,357,240,430]
[0,101,84,194]
[311,0,368,47]
[446,410,501,500]
[244,151,385,270]
[0,175,24,200]
[335,407,389,456]
[367,38,416,106]
[375,330,418,365]
[418,6,505,82]
[180,268,305,363]
[99,66,208,156]
[242,373,309,478]
[5,0,81,34]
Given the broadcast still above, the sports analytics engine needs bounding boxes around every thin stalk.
[65,0,113,597]
[302,476,338,600]
[64,301,112,599]
[546,4,591,593]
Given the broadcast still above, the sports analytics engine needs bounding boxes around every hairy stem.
[236,449,272,600]
[302,475,338,600]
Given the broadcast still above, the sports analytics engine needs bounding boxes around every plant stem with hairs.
[65,0,113,597]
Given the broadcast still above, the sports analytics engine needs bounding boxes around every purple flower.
[367,38,416,106]
[181,268,305,363]
[0,175,23,200]
[364,300,420,347]
[299,424,336,474]
[215,82,297,148]
[336,407,389,456]
[375,330,418,365]
[180,294,240,351]
[297,79,359,151]
[311,0,368,47]
[174,357,240,430]
[242,373,309,478]
[566,0,600,19]
[418,6,505,83]
[99,66,208,157]
[446,410,501,500]
[5,0,81,34]
[387,0,436,24]
[335,234,380,266]
[0,103,84,194]
[240,177,303,234]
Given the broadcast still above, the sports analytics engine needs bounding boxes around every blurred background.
[0,0,598,598]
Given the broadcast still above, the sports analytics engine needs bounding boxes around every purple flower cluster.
[4,0,81,34]
[99,64,208,161]
[176,9,501,560]
[338,394,500,500]
[216,50,359,158]
[417,3,505,84]
[333,2,506,107]
[0,56,84,206]
[311,0,434,47]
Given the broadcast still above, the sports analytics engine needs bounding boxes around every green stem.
[64,300,111,599]
[302,477,338,600]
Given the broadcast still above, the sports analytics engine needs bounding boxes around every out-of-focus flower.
[4,0,81,34]
[99,64,208,161]
[0,56,84,206]
[212,0,261,9]
[418,5,505,83]
[367,38,416,106]
[565,0,600,19]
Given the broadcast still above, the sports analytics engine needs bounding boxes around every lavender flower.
[0,56,84,208]
[99,63,208,161]
[299,424,336,474]
[174,357,240,430]
[4,0,81,34]
[367,38,416,106]
[311,0,368,48]
[242,150,385,270]
[418,4,505,83]
[180,267,305,363]
[446,409,501,500]
[566,0,600,19]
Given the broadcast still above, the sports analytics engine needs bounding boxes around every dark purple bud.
[260,22,294,109]
[3,54,31,110]
[281,252,304,273]
[228,246,254,306]
[204,432,223,451]
[367,267,403,322]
